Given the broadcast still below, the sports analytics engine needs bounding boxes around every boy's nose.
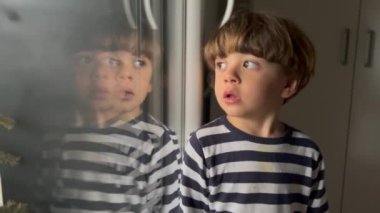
[117,69,133,80]
[224,68,240,83]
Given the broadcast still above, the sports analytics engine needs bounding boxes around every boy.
[180,12,328,212]
[39,16,181,213]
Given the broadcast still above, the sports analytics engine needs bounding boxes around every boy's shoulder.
[198,116,226,129]
[286,124,322,152]
[190,116,231,140]
[112,113,176,141]
[111,113,178,147]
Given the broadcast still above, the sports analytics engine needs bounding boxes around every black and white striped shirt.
[40,113,181,213]
[180,116,328,213]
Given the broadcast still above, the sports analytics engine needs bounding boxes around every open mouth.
[223,91,240,104]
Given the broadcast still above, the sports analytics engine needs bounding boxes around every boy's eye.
[107,58,122,67]
[77,56,92,64]
[133,59,146,68]
[243,61,258,69]
[215,61,226,69]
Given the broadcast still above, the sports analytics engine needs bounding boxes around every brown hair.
[204,11,315,97]
[66,15,160,62]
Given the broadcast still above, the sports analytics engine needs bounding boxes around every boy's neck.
[118,108,143,123]
[226,114,286,138]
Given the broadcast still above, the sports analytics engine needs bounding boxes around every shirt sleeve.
[180,133,210,213]
[307,153,329,213]
[147,130,181,213]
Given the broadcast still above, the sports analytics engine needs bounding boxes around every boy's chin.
[220,106,244,116]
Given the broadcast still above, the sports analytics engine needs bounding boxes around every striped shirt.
[40,113,181,213]
[180,116,328,213]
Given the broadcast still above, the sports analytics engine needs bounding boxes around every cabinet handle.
[143,0,158,30]
[220,0,235,28]
[364,30,376,68]
[341,28,350,65]
[122,0,137,29]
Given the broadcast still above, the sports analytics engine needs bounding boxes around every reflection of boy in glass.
[39,16,180,213]
[71,26,156,127]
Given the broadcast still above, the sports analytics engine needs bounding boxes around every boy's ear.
[281,79,298,99]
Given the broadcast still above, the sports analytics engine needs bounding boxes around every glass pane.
[0,0,183,211]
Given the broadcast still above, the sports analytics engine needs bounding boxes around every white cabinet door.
[342,0,380,212]
[251,1,360,212]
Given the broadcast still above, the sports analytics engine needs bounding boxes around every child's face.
[73,51,123,113]
[72,50,153,121]
[114,51,153,119]
[214,52,291,119]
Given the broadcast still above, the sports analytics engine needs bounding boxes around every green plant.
[0,114,28,212]
[0,200,28,213]
[0,113,19,166]
[0,114,15,131]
